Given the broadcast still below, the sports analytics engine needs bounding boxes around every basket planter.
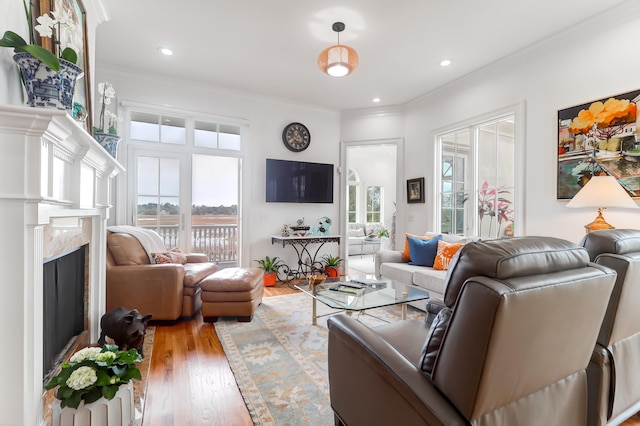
[51,381,134,426]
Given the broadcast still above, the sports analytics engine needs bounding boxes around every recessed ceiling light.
[372,97,381,103]
[440,59,451,67]
[158,47,173,56]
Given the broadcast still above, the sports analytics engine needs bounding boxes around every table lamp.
[566,175,638,232]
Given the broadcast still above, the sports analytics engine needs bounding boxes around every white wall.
[342,3,640,244]
[96,66,342,268]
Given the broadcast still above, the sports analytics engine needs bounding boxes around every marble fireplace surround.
[0,105,124,426]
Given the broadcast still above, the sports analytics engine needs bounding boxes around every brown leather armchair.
[327,236,616,426]
[580,229,640,426]
[106,231,217,321]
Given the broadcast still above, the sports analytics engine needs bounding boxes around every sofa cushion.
[402,233,439,261]
[347,228,365,237]
[433,240,464,271]
[152,248,188,264]
[413,268,448,294]
[108,233,150,265]
[183,262,218,288]
[379,262,417,285]
[419,306,452,375]
[408,235,442,267]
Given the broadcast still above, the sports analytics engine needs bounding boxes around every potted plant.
[321,254,343,278]
[0,2,82,111]
[45,344,142,422]
[93,81,122,157]
[254,255,284,286]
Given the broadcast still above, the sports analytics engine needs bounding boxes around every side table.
[271,235,341,281]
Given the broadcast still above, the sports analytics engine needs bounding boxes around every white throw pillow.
[347,228,365,237]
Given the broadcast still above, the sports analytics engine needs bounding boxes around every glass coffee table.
[295,275,429,325]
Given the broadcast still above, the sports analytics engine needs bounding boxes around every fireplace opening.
[43,244,87,380]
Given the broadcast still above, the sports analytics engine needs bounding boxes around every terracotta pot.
[263,272,277,287]
[326,267,339,278]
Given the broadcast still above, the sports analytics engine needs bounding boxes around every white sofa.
[347,223,387,256]
[374,232,470,309]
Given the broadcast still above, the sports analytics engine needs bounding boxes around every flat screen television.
[266,158,334,203]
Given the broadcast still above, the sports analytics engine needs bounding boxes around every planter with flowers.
[45,344,142,426]
[93,82,121,157]
[0,1,82,111]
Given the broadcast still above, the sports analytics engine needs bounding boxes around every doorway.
[341,139,402,272]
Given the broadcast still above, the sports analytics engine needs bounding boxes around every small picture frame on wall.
[407,177,425,203]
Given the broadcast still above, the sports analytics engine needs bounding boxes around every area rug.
[214,292,423,425]
[133,325,155,425]
[347,254,375,274]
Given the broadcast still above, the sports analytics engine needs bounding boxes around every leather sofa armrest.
[327,315,467,426]
[374,250,406,278]
[185,253,209,263]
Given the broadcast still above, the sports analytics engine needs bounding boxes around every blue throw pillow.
[408,235,442,267]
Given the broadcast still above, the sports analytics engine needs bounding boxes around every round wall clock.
[282,122,311,152]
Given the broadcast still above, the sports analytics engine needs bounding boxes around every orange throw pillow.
[402,233,439,261]
[433,240,464,270]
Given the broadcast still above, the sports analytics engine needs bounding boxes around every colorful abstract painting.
[557,89,640,199]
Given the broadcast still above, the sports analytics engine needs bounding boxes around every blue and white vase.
[93,132,121,158]
[13,52,83,112]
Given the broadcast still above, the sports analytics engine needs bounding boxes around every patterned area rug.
[214,292,423,425]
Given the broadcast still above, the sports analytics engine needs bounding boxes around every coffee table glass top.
[295,275,429,312]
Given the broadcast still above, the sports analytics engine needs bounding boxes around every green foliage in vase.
[0,0,79,71]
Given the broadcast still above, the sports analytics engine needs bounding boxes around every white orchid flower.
[34,14,56,38]
[52,10,75,31]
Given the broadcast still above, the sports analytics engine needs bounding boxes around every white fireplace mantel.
[0,105,124,426]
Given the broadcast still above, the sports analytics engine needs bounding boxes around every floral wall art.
[557,89,640,199]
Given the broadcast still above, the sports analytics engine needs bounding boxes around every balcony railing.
[141,225,238,265]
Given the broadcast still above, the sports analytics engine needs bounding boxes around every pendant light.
[317,22,359,77]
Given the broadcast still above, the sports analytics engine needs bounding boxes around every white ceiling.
[95,0,629,111]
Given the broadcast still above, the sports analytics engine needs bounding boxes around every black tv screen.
[266,159,334,203]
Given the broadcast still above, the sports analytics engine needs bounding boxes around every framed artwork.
[557,89,640,199]
[39,0,92,133]
[407,177,425,203]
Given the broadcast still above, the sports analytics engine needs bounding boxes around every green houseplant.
[321,254,343,278]
[254,255,284,286]
[44,344,142,409]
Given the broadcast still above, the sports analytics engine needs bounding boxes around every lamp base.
[584,208,615,233]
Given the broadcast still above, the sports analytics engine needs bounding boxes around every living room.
[2,0,640,425]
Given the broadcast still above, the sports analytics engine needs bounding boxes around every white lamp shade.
[566,175,638,209]
[318,45,359,77]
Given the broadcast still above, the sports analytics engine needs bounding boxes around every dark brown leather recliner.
[580,229,640,426]
[327,236,616,426]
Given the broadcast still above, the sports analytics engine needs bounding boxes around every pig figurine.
[98,307,152,357]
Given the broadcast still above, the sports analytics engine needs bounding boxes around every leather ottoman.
[200,267,264,322]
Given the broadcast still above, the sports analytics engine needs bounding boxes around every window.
[194,121,241,150]
[130,111,186,144]
[437,113,516,238]
[366,186,382,223]
[126,105,245,266]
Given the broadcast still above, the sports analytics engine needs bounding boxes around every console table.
[271,235,341,281]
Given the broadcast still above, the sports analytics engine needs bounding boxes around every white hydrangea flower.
[94,351,116,363]
[70,347,102,363]
[66,366,97,390]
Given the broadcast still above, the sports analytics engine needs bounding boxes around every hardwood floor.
[141,280,640,426]
[142,281,295,426]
